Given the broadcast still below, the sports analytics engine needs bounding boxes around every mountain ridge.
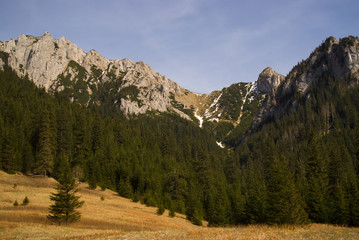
[1,33,359,147]
[0,32,281,122]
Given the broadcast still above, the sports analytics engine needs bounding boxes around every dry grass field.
[1,170,359,239]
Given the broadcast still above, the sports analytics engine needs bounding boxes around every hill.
[1,170,359,239]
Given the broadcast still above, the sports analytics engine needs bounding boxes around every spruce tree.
[306,138,329,223]
[1,133,17,173]
[245,158,268,224]
[47,163,84,225]
[37,109,54,177]
[266,156,308,225]
[185,185,203,226]
[208,186,229,226]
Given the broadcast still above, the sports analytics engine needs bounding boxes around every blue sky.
[1,0,358,93]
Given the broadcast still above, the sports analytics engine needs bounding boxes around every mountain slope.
[0,32,198,120]
[1,33,359,147]
[0,33,287,141]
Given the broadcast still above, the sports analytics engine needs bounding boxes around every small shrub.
[157,205,165,215]
[13,200,19,207]
[132,194,139,203]
[169,209,176,218]
[22,196,29,205]
[13,184,17,189]
[88,180,97,190]
[100,196,105,201]
[192,216,202,226]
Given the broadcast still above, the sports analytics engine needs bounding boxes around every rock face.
[0,32,192,118]
[282,36,359,95]
[0,32,85,90]
[257,67,285,93]
[254,36,359,130]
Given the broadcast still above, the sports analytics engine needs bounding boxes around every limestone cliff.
[0,32,193,119]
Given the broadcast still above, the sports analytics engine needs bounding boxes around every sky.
[0,0,358,93]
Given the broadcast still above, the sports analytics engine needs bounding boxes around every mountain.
[0,32,288,144]
[0,32,198,120]
[5,33,358,148]
[224,36,359,146]
[1,33,359,227]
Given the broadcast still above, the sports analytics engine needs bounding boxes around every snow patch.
[248,81,258,95]
[216,141,225,148]
[248,95,255,102]
[194,108,204,128]
[237,82,257,123]
[208,118,219,122]
[204,93,222,118]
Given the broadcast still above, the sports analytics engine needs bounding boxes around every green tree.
[185,184,203,226]
[36,109,54,177]
[1,132,17,173]
[306,138,329,223]
[266,156,308,225]
[245,158,268,224]
[47,163,84,225]
[207,185,230,226]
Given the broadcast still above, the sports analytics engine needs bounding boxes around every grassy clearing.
[0,171,359,239]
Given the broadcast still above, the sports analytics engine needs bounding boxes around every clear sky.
[0,0,358,93]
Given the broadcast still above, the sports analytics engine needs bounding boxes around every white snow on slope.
[195,108,204,128]
[204,93,222,118]
[216,141,225,148]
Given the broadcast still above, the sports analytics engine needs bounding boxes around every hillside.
[1,171,359,239]
[0,33,291,141]
[4,34,358,147]
[1,33,359,227]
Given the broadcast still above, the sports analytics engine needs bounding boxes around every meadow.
[1,170,359,239]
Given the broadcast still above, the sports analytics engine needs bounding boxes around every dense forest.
[1,52,359,226]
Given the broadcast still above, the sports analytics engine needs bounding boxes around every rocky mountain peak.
[282,36,359,95]
[0,32,193,119]
[257,67,285,93]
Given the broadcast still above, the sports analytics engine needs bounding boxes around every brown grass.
[1,171,359,239]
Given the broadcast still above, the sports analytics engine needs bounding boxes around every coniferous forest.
[1,58,359,227]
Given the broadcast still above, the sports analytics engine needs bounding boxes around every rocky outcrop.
[252,36,359,131]
[0,32,192,118]
[282,36,359,95]
[0,32,85,90]
[257,67,285,93]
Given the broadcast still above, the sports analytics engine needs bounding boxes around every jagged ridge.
[1,33,359,148]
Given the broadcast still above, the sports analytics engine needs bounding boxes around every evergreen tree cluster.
[0,65,228,225]
[231,75,359,226]
[1,62,359,226]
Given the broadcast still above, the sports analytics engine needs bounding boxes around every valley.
[1,171,359,239]
[1,33,359,232]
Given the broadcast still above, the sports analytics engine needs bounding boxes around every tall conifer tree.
[47,161,84,224]
[266,156,308,225]
[37,109,53,177]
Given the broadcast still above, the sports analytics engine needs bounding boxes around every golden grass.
[1,170,359,239]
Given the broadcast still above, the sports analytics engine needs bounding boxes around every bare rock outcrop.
[257,67,285,93]
[0,32,192,118]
